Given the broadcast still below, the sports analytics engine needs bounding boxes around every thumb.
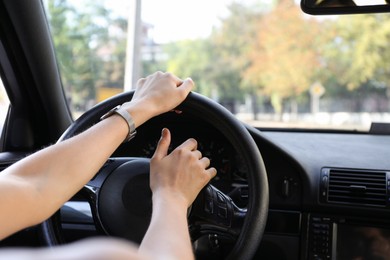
[153,128,171,160]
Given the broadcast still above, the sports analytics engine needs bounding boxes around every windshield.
[44,0,390,131]
[0,77,9,134]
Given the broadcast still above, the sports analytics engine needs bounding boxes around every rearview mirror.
[301,0,390,15]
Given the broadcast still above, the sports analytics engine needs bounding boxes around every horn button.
[98,159,152,244]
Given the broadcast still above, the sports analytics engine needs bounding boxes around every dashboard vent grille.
[321,168,389,207]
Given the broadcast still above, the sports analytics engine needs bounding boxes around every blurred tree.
[326,14,390,92]
[97,16,128,89]
[164,3,263,113]
[208,2,261,113]
[47,0,74,93]
[142,52,167,78]
[47,0,110,111]
[243,0,321,117]
[315,14,390,112]
[164,39,214,96]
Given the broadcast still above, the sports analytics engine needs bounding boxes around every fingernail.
[161,128,167,138]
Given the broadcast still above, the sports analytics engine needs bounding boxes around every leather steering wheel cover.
[41,91,269,260]
[179,93,269,260]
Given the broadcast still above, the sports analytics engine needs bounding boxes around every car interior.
[1,0,390,259]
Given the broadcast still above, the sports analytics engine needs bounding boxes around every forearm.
[0,116,126,237]
[0,72,193,239]
[0,103,153,237]
[14,115,127,201]
[139,193,194,260]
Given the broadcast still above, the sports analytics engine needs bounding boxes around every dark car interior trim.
[0,0,71,151]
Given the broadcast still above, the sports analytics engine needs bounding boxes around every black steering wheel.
[41,91,269,260]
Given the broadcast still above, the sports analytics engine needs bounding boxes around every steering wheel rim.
[41,91,269,260]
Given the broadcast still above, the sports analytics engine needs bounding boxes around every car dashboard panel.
[256,130,390,259]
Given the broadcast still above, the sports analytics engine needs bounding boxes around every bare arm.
[0,72,193,240]
[0,128,215,260]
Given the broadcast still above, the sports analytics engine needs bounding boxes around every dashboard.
[113,112,249,205]
[254,130,390,260]
[59,111,390,259]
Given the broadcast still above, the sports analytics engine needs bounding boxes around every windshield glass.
[44,0,390,131]
[0,77,9,134]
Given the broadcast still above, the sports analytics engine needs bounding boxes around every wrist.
[100,105,136,142]
[121,100,158,128]
[152,189,190,211]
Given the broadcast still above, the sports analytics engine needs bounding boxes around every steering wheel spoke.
[190,184,246,240]
[78,157,138,211]
[85,158,135,190]
[189,184,248,259]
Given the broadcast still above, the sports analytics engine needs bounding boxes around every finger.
[205,167,217,179]
[148,71,163,79]
[172,110,183,114]
[164,72,183,86]
[178,77,194,95]
[193,150,202,160]
[199,157,211,168]
[152,128,171,160]
[136,77,146,87]
[176,138,198,152]
[144,71,163,84]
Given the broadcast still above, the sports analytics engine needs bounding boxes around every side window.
[0,77,10,135]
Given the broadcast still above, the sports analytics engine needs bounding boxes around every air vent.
[320,168,389,208]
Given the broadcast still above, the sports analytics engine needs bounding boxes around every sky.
[140,0,231,43]
[63,0,236,43]
[108,0,264,44]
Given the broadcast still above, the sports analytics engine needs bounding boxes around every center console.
[307,214,390,260]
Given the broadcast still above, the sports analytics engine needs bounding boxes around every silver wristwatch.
[100,105,137,142]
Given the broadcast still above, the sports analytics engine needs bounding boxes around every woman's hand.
[141,128,215,259]
[122,72,194,126]
[150,128,217,208]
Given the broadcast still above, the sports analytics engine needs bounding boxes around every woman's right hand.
[150,128,217,208]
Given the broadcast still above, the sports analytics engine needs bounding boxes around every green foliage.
[208,2,260,103]
[47,0,125,110]
[165,39,214,96]
[323,14,390,91]
[47,0,390,116]
[97,16,128,89]
[243,0,321,114]
[163,2,262,106]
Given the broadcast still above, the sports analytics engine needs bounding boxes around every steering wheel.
[41,91,269,260]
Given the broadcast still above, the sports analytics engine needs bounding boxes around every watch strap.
[101,105,137,142]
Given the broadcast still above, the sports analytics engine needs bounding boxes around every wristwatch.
[100,105,137,142]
